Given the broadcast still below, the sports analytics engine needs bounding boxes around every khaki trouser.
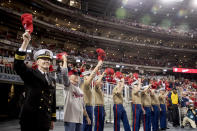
[180,107,187,117]
[182,116,196,128]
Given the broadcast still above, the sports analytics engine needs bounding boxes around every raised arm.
[86,60,103,84]
[80,62,85,71]
[192,109,196,115]
[14,31,33,83]
[61,54,70,87]
[141,84,151,93]
[95,71,105,87]
[20,31,31,51]
[133,78,142,95]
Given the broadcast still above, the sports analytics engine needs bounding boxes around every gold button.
[49,94,52,97]
[40,98,43,101]
[49,100,51,104]
[48,108,51,111]
[42,91,44,94]
[39,106,42,109]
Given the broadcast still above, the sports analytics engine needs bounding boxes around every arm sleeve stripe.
[15,54,26,60]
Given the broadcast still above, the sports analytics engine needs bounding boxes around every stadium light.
[57,0,62,2]
[122,0,138,6]
[160,0,183,4]
[163,69,167,72]
[76,59,81,63]
[191,0,197,7]
[116,65,120,68]
[27,50,32,53]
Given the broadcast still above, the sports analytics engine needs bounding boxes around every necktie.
[45,73,51,85]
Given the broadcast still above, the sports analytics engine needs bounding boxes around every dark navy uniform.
[14,49,56,131]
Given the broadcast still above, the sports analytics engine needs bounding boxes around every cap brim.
[37,55,52,60]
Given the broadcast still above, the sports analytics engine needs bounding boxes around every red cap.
[56,52,68,60]
[115,72,123,79]
[105,68,114,75]
[133,73,139,80]
[68,69,81,76]
[21,13,33,34]
[96,48,106,61]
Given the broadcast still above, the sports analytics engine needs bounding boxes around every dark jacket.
[14,50,56,129]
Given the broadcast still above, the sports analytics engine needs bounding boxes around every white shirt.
[62,68,84,124]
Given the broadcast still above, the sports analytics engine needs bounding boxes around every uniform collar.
[38,68,48,75]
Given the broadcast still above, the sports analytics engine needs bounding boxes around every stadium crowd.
[0,1,197,131]
[48,0,197,39]
[1,30,196,69]
[1,0,197,50]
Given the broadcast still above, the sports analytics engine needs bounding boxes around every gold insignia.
[45,51,50,56]
[52,113,56,117]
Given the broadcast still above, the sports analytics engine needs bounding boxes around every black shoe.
[181,126,184,128]
[160,128,166,130]
[166,127,170,129]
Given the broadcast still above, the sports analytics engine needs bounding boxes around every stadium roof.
[87,0,197,29]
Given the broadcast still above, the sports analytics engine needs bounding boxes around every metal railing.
[55,79,133,123]
[0,65,16,75]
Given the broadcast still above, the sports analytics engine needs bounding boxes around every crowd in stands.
[47,0,197,39]
[1,0,197,51]
[0,32,196,68]
[1,1,197,129]
[0,48,14,68]
[0,0,197,90]
[61,57,197,109]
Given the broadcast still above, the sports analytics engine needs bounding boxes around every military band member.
[159,89,168,130]
[14,31,56,131]
[94,71,106,131]
[113,78,131,131]
[81,60,103,131]
[150,89,161,131]
[132,78,145,131]
[141,85,152,131]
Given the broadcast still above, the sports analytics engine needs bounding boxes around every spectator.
[181,93,189,107]
[168,88,180,127]
[181,104,196,129]
[61,54,91,131]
